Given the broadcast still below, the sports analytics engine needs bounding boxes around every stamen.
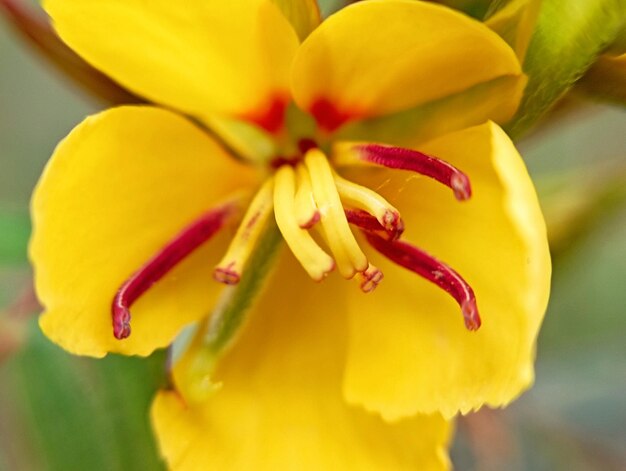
[333,172,404,239]
[305,149,368,278]
[214,180,274,285]
[334,143,472,201]
[345,208,401,241]
[365,233,481,331]
[294,165,320,229]
[112,203,236,340]
[355,263,384,293]
[273,166,335,281]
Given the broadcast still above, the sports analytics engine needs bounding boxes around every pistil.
[112,203,237,340]
[334,143,472,200]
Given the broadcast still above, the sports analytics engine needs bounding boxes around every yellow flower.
[30,0,551,469]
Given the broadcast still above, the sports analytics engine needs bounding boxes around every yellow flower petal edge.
[43,0,299,124]
[30,106,257,357]
[152,255,452,470]
[291,0,521,130]
[340,122,551,420]
[271,0,321,41]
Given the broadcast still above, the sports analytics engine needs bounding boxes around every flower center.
[111,141,480,340]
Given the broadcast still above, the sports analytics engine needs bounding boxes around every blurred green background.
[1,1,625,470]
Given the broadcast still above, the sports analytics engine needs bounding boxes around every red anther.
[299,210,320,230]
[270,156,300,169]
[298,138,318,155]
[213,264,241,285]
[365,233,481,331]
[359,267,384,293]
[381,210,405,235]
[356,144,472,201]
[345,209,403,240]
[112,204,235,340]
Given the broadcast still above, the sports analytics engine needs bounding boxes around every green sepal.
[505,0,626,139]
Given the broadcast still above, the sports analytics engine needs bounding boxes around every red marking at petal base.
[243,97,288,134]
[365,233,481,331]
[310,98,361,133]
[111,204,235,340]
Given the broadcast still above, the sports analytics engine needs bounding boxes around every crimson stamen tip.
[461,300,481,331]
[112,307,131,340]
[382,210,405,239]
[360,269,384,293]
[451,174,472,201]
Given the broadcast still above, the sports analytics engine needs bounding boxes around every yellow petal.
[43,0,299,123]
[30,106,258,357]
[271,0,321,41]
[291,0,521,129]
[336,74,527,148]
[152,256,451,470]
[340,122,551,420]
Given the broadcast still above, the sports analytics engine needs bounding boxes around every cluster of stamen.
[111,142,481,340]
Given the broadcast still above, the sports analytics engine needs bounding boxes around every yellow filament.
[305,149,368,279]
[273,165,335,281]
[294,164,320,228]
[354,263,384,293]
[333,172,402,233]
[330,141,368,167]
[214,179,274,284]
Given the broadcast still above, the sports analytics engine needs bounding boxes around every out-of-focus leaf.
[0,319,167,471]
[506,0,626,138]
[485,0,542,62]
[542,210,626,349]
[0,0,142,105]
[537,165,626,257]
[0,210,30,265]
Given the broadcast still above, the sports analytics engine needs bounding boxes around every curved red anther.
[365,233,481,331]
[112,203,236,340]
[355,144,472,201]
[345,208,403,240]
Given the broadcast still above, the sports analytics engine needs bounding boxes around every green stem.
[204,220,283,355]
